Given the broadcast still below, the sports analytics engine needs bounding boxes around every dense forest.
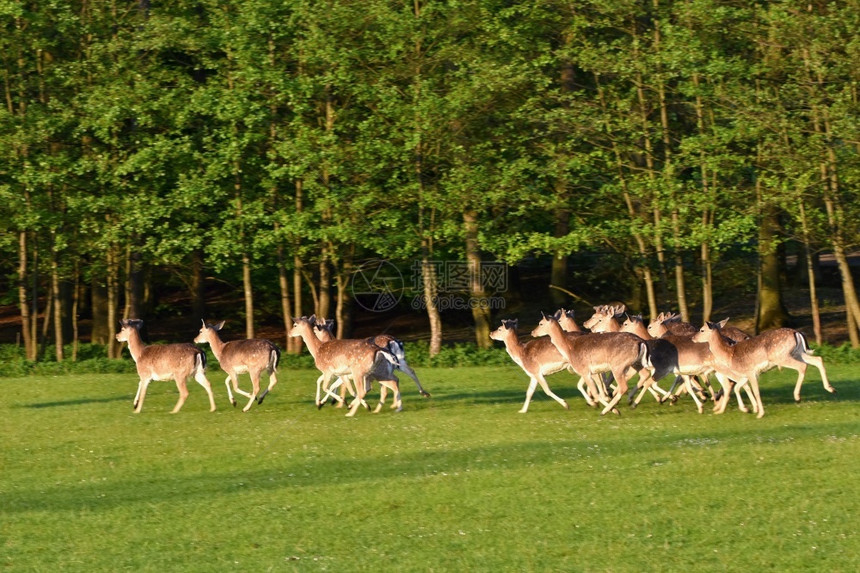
[2,0,859,362]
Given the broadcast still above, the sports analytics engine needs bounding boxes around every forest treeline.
[2,0,859,361]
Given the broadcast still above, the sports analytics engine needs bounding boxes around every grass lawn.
[1,363,858,572]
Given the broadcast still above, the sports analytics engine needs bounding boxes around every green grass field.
[2,363,858,572]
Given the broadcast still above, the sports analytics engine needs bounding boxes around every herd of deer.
[490,305,836,418]
[115,302,835,419]
[115,316,429,416]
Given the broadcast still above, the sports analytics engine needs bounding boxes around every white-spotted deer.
[116,319,216,414]
[289,316,399,416]
[193,321,281,412]
[692,320,835,418]
[313,317,430,412]
[531,311,654,416]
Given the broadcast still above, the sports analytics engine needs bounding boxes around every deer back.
[220,339,280,373]
[567,332,646,374]
[137,343,205,381]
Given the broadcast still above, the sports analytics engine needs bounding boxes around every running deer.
[691,320,836,418]
[649,312,751,343]
[116,319,216,414]
[193,320,281,412]
[581,304,627,332]
[619,314,743,414]
[581,305,670,404]
[490,319,582,413]
[289,316,399,416]
[531,311,654,416]
[313,318,430,412]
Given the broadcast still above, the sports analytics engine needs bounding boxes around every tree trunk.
[464,210,491,348]
[242,251,254,339]
[18,231,35,359]
[124,244,144,319]
[106,245,120,358]
[550,206,570,306]
[51,248,64,361]
[798,200,822,345]
[277,242,298,353]
[190,249,206,322]
[756,206,790,331]
[422,237,442,356]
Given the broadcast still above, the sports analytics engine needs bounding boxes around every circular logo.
[351,259,404,312]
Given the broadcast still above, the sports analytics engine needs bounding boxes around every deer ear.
[718,317,730,328]
[552,309,562,320]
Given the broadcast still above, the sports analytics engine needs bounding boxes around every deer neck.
[500,332,527,366]
[207,332,227,360]
[298,325,323,358]
[124,329,146,362]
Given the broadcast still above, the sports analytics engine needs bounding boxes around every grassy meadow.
[1,362,859,572]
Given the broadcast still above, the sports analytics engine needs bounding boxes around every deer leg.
[747,375,765,418]
[600,374,627,415]
[170,378,190,414]
[519,378,540,413]
[374,383,387,413]
[228,373,253,401]
[133,379,150,413]
[242,372,261,412]
[801,353,835,396]
[346,373,369,417]
[398,363,430,397]
[257,370,278,405]
[223,375,237,407]
[683,376,703,413]
[133,379,145,411]
[194,370,217,412]
[535,374,569,410]
[734,383,750,413]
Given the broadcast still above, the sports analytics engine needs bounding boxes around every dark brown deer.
[116,319,216,414]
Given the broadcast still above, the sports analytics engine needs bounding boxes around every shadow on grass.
[4,416,858,516]
[21,395,132,409]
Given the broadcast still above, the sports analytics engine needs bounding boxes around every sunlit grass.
[1,364,858,571]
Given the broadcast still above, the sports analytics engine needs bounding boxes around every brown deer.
[489,319,574,412]
[531,311,653,416]
[289,316,399,416]
[193,321,281,412]
[313,317,430,412]
[691,319,836,418]
[581,305,671,404]
[116,319,216,414]
[619,314,738,413]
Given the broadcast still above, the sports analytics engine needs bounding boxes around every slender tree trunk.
[18,231,35,359]
[276,242,297,353]
[422,237,442,356]
[550,203,570,306]
[242,251,254,339]
[71,261,80,361]
[51,247,64,361]
[106,245,120,358]
[464,210,491,348]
